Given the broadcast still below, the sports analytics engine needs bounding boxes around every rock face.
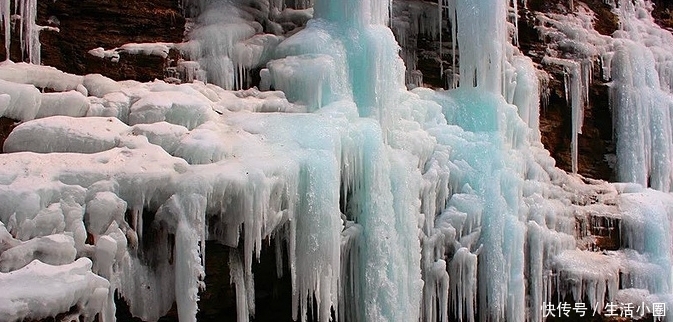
[652,0,673,30]
[0,0,185,82]
[0,117,18,153]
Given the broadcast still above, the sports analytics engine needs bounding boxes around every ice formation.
[1,0,673,322]
[536,0,673,189]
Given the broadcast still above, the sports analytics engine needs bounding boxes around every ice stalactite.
[1,0,9,59]
[540,57,590,174]
[526,221,575,322]
[19,0,38,63]
[180,0,288,90]
[289,149,342,322]
[339,220,363,322]
[157,193,207,322]
[511,55,542,141]
[448,247,477,322]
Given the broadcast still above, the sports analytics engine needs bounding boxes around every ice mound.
[129,90,216,130]
[131,122,189,154]
[36,91,90,118]
[0,79,42,121]
[3,116,129,154]
[0,258,109,322]
[0,234,76,272]
[0,62,84,92]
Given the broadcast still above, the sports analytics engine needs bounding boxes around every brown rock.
[0,0,185,82]
[0,117,18,153]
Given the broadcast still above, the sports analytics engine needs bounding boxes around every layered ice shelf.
[1,0,673,322]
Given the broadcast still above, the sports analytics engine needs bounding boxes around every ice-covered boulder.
[36,90,90,118]
[0,234,77,273]
[0,79,41,121]
[0,62,83,92]
[131,122,189,154]
[129,91,215,130]
[83,74,122,98]
[0,258,109,322]
[3,116,129,154]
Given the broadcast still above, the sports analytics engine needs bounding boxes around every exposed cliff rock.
[0,0,185,82]
[0,117,18,153]
[652,0,673,30]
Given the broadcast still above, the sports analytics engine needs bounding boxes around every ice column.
[511,55,542,140]
[452,0,508,93]
[335,120,422,322]
[609,0,673,191]
[610,40,673,191]
[314,0,390,27]
[308,0,423,320]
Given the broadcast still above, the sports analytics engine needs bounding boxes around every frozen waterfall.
[1,0,673,322]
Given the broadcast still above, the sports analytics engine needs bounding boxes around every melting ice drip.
[1,0,673,322]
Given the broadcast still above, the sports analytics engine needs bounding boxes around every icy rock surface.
[1,0,673,322]
[537,0,673,190]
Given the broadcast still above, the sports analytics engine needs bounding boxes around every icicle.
[0,0,51,64]
[510,0,519,46]
[511,55,541,138]
[229,250,251,322]
[1,0,9,59]
[439,0,443,84]
[20,0,40,64]
[449,247,477,322]
[339,221,363,322]
[542,56,586,173]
